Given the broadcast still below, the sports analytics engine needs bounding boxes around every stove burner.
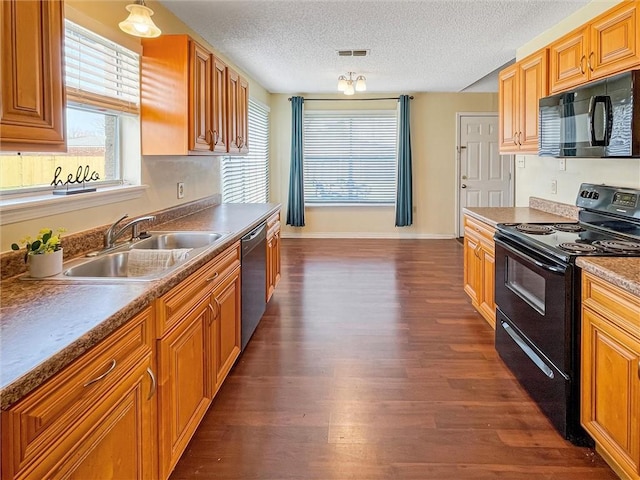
[516,224,554,235]
[553,223,585,233]
[592,240,640,253]
[558,242,597,253]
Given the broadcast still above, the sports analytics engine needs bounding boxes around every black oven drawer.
[495,309,571,438]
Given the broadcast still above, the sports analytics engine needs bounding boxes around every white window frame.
[0,20,144,224]
[303,109,398,206]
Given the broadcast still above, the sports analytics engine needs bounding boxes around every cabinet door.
[549,27,589,93]
[238,76,249,154]
[581,307,640,478]
[212,268,241,394]
[519,50,548,152]
[0,0,66,152]
[212,56,228,153]
[157,298,210,479]
[498,64,519,152]
[189,41,212,152]
[227,67,241,153]
[478,243,496,329]
[44,358,157,480]
[590,1,640,80]
[463,228,481,304]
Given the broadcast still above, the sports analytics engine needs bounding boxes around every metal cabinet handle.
[580,55,586,74]
[146,367,157,400]
[206,272,219,282]
[212,130,219,146]
[513,134,518,146]
[517,132,522,146]
[84,359,117,387]
[587,52,594,72]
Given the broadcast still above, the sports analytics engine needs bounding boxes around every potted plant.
[11,228,65,277]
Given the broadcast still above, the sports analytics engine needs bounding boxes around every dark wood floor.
[170,239,616,480]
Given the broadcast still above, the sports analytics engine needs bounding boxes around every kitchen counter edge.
[576,257,640,298]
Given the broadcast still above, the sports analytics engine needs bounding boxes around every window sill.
[0,184,148,225]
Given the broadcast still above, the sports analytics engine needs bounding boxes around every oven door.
[494,235,573,373]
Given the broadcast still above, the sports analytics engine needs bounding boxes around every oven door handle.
[494,237,567,275]
[500,321,568,380]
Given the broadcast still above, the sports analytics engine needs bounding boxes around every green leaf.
[30,240,42,252]
[42,232,51,244]
[11,243,20,251]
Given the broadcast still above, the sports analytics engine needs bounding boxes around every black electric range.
[492,183,640,445]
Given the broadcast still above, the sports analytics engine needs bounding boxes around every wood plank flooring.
[170,239,617,480]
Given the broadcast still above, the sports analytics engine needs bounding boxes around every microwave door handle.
[588,95,610,146]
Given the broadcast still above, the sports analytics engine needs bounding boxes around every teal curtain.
[286,96,305,227]
[395,95,413,227]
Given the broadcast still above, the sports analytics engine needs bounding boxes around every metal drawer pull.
[501,321,556,380]
[146,367,157,400]
[206,272,219,282]
[84,359,117,387]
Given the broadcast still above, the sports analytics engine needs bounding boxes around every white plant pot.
[28,249,63,278]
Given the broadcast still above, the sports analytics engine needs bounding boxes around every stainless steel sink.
[23,231,230,282]
[132,231,225,250]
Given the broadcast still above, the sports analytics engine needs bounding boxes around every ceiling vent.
[337,49,369,57]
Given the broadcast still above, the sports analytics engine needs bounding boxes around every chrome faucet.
[104,214,156,248]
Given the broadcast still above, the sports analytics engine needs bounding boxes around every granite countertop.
[463,207,576,228]
[0,203,280,409]
[576,257,640,298]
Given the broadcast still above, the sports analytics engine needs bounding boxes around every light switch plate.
[517,158,525,168]
[550,180,557,195]
[177,182,185,199]
[559,158,566,171]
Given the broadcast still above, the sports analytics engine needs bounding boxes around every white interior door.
[458,114,513,235]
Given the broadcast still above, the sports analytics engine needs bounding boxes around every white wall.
[271,92,498,238]
[514,0,640,206]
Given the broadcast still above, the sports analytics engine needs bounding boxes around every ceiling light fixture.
[337,72,366,96]
[119,0,161,38]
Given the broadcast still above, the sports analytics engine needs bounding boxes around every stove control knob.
[592,192,599,200]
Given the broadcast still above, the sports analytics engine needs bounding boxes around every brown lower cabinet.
[1,241,245,480]
[463,214,496,329]
[266,212,281,302]
[581,271,640,480]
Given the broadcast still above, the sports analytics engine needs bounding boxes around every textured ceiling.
[158,0,591,94]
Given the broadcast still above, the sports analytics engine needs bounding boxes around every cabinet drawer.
[156,242,241,337]
[1,307,153,479]
[267,212,280,229]
[464,215,495,243]
[583,272,640,339]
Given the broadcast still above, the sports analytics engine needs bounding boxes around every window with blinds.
[65,21,140,114]
[1,22,140,193]
[303,110,398,205]
[222,99,270,203]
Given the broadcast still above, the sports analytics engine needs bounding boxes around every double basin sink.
[41,231,229,282]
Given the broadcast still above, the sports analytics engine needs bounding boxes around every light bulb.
[344,81,355,96]
[337,75,347,92]
[355,75,367,92]
[119,1,161,38]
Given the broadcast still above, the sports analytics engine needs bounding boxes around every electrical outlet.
[177,182,185,199]
[517,158,525,168]
[559,158,566,171]
[550,180,557,195]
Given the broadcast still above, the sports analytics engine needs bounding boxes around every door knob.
[461,184,467,189]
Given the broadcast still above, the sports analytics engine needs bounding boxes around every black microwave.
[539,70,640,157]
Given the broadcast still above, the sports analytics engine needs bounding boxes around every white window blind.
[222,99,270,203]
[64,20,140,114]
[303,110,398,204]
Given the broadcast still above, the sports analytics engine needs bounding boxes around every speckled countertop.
[463,207,576,228]
[0,203,280,409]
[576,257,640,298]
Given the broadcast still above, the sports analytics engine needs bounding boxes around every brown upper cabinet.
[0,0,66,152]
[141,34,249,156]
[549,0,640,93]
[498,49,548,153]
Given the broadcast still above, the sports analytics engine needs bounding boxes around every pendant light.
[119,0,161,38]
[337,72,366,95]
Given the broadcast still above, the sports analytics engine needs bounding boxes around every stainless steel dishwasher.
[241,223,267,351]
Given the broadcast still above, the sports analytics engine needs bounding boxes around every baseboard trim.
[280,232,455,240]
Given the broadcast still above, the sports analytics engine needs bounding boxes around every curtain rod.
[287,96,414,101]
